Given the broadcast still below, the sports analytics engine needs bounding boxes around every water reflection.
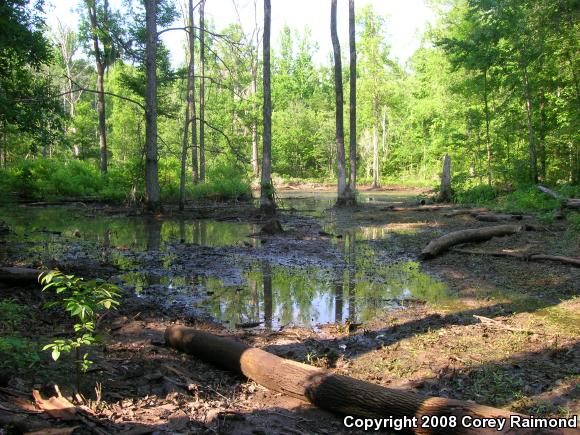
[201,226,450,329]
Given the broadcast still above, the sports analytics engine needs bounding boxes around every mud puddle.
[0,192,452,329]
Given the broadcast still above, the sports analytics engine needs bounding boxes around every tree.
[348,0,357,197]
[330,0,352,206]
[198,0,206,182]
[144,0,160,211]
[260,0,275,213]
[82,0,118,173]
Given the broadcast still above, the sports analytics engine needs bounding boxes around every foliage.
[0,336,40,372]
[40,270,120,375]
[190,164,252,201]
[0,299,29,332]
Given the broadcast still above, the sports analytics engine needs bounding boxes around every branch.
[192,116,250,164]
[68,76,146,111]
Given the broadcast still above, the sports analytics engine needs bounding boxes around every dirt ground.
[0,186,578,434]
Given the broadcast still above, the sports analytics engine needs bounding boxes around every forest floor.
[0,185,578,434]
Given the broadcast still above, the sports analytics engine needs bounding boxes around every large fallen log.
[538,185,580,209]
[0,267,44,283]
[419,224,527,260]
[165,326,574,435]
[452,248,580,268]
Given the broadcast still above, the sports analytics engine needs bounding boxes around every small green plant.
[0,336,40,372]
[0,299,29,332]
[40,271,120,388]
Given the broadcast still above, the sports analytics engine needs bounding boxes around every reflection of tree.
[193,221,199,244]
[346,230,356,321]
[178,219,185,243]
[262,261,273,329]
[145,218,162,251]
[101,228,111,264]
[334,280,343,323]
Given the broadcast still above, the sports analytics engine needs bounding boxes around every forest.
[0,0,578,434]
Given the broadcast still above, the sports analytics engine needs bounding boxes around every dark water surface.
[0,192,452,328]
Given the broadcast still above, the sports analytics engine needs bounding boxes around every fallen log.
[419,225,527,260]
[474,213,524,222]
[0,267,45,283]
[452,248,580,268]
[538,185,580,209]
[165,326,569,435]
[444,208,489,217]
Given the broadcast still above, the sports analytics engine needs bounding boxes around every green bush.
[0,159,140,202]
[191,164,252,201]
[0,336,40,372]
[498,187,560,213]
[453,183,497,205]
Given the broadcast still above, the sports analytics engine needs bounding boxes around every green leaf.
[51,349,61,361]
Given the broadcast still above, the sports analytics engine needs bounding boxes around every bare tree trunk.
[348,0,356,197]
[251,66,260,179]
[199,0,206,182]
[439,154,452,203]
[331,0,348,206]
[188,0,198,184]
[372,126,379,188]
[483,69,491,186]
[260,0,275,214]
[144,0,160,212]
[538,92,546,181]
[86,0,108,173]
[179,95,190,211]
[523,65,538,184]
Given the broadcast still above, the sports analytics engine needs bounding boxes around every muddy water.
[0,192,452,328]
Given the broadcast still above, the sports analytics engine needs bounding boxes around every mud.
[0,186,578,434]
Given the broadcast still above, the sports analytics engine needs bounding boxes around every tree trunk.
[251,68,259,179]
[86,1,108,173]
[179,97,190,211]
[483,69,491,186]
[538,92,547,181]
[199,0,206,182]
[348,0,356,197]
[188,0,198,184]
[260,0,275,214]
[372,125,379,188]
[164,326,555,435]
[523,65,538,184]
[439,154,452,202]
[331,0,348,206]
[420,224,528,260]
[144,0,161,212]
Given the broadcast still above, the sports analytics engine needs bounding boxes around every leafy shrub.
[0,336,40,372]
[191,164,252,201]
[453,183,497,205]
[498,187,560,213]
[0,299,29,332]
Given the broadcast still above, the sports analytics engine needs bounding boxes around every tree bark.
[86,0,108,173]
[188,0,198,184]
[483,69,491,186]
[372,125,379,188]
[348,0,356,198]
[165,326,555,435]
[144,0,161,212]
[420,224,528,260]
[260,0,275,214]
[198,0,206,182]
[452,249,580,268]
[439,154,452,202]
[0,267,44,283]
[523,65,538,184]
[331,0,349,206]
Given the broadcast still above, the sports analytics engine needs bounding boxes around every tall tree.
[144,0,160,211]
[188,0,198,184]
[83,0,114,173]
[260,0,275,213]
[198,0,206,182]
[331,0,351,205]
[348,0,357,197]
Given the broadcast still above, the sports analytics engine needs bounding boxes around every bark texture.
[165,326,560,435]
[331,0,349,206]
[439,154,452,202]
[420,224,527,260]
[144,0,160,211]
[260,0,275,214]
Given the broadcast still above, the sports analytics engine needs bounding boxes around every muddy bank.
[0,190,578,434]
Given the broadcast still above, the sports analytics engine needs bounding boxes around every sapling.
[40,270,120,391]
